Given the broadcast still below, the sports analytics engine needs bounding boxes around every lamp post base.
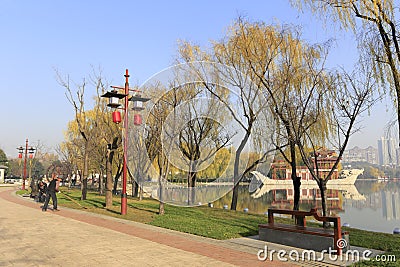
[121,193,127,215]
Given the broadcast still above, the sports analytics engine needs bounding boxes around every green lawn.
[17,188,400,266]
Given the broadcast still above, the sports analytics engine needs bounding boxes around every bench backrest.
[267,208,343,255]
[268,208,340,226]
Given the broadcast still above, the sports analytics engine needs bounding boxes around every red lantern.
[112,111,121,124]
[29,154,33,159]
[134,114,142,125]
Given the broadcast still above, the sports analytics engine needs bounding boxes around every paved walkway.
[0,185,365,267]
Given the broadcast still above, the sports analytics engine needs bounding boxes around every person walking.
[42,174,61,212]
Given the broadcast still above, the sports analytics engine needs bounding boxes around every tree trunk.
[158,173,165,215]
[289,142,301,211]
[98,170,104,195]
[81,147,89,200]
[375,19,400,145]
[188,172,196,187]
[288,140,301,225]
[132,179,139,198]
[230,157,241,210]
[139,186,143,201]
[231,184,239,210]
[159,202,165,215]
[231,132,250,210]
[187,162,197,205]
[113,171,121,195]
[292,176,301,210]
[319,180,329,228]
[105,149,114,208]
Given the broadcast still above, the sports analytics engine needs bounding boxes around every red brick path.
[0,188,296,267]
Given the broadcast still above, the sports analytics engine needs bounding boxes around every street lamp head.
[109,95,121,108]
[28,146,35,158]
[17,146,24,158]
[129,94,150,125]
[129,94,151,111]
[101,89,127,108]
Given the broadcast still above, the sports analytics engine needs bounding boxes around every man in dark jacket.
[38,180,47,203]
[42,174,60,212]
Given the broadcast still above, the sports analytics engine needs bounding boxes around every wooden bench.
[259,208,349,255]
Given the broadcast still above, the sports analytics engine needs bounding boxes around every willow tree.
[208,19,331,210]
[231,19,333,211]
[180,39,274,210]
[293,0,400,142]
[295,67,375,219]
[177,19,333,210]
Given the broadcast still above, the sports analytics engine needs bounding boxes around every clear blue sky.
[0,0,392,157]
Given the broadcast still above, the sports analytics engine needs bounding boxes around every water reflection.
[212,180,400,233]
[151,183,234,206]
[382,191,400,220]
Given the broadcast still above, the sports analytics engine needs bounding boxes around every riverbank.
[18,187,400,266]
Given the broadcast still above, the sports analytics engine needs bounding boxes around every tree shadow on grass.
[105,208,121,215]
[128,204,159,214]
[83,199,106,208]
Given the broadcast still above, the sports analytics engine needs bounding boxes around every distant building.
[342,146,378,165]
[271,148,339,181]
[377,137,397,166]
[0,165,7,183]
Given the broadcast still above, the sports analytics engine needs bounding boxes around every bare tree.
[56,68,108,200]
[295,68,375,220]
[159,84,234,204]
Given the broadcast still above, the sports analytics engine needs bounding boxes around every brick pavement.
[0,187,296,267]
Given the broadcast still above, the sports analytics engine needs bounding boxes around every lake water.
[212,179,400,234]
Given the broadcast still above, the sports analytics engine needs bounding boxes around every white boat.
[250,169,365,201]
[250,180,366,200]
[250,168,364,186]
